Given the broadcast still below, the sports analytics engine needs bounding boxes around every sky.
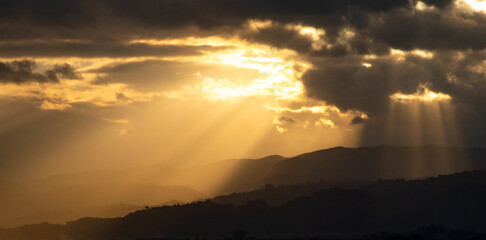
[1,0,486,179]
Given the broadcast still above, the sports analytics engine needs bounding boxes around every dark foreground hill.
[212,181,372,206]
[2,170,485,240]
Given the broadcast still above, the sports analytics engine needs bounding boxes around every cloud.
[91,75,112,85]
[368,9,486,51]
[350,116,367,125]
[2,0,486,148]
[0,60,76,84]
[243,25,314,53]
[0,42,226,58]
[315,118,336,129]
[279,116,296,124]
[0,0,438,56]
[40,100,72,110]
[94,0,415,31]
[0,0,483,61]
[421,0,455,8]
[46,63,83,81]
[115,92,130,101]
[86,59,268,93]
[273,116,296,125]
[303,48,486,119]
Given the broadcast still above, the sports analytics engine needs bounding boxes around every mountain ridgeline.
[264,145,486,185]
[168,144,486,194]
[1,145,486,228]
[188,144,486,194]
[1,170,485,239]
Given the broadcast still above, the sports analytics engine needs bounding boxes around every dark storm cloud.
[0,0,95,29]
[0,0,479,58]
[303,58,406,114]
[300,8,486,58]
[421,0,455,8]
[0,0,421,43]
[239,6,486,58]
[91,0,414,30]
[0,60,81,84]
[304,48,486,147]
[302,52,483,114]
[1,1,484,106]
[369,10,486,51]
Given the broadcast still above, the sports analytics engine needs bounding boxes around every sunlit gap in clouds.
[157,37,309,102]
[416,0,486,12]
[155,30,362,136]
[385,85,466,178]
[139,32,337,194]
[456,0,486,12]
[130,22,364,194]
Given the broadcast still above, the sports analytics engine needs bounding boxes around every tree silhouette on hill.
[1,171,486,239]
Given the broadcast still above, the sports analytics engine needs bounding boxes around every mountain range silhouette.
[1,145,486,238]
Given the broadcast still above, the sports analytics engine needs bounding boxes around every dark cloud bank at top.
[2,0,486,146]
[0,0,454,42]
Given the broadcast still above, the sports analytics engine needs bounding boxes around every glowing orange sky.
[1,0,486,179]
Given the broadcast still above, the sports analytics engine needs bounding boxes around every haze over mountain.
[0,180,205,228]
[16,145,486,194]
[2,145,485,228]
[2,170,485,239]
[265,145,486,184]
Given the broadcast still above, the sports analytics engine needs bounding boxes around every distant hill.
[176,145,486,194]
[0,182,205,228]
[3,145,486,228]
[264,145,486,185]
[2,170,485,239]
[12,145,486,196]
